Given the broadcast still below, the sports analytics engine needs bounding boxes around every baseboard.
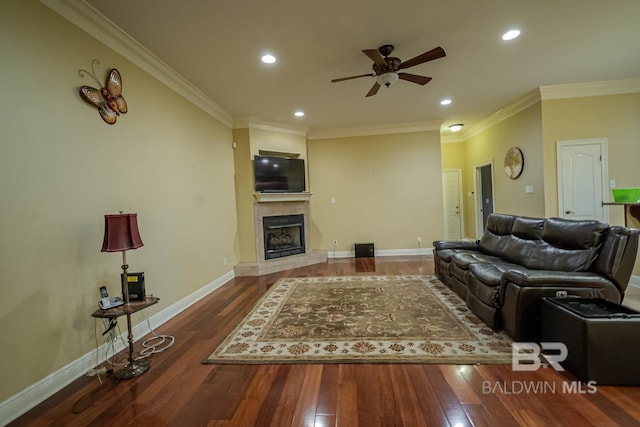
[0,269,235,425]
[328,247,433,259]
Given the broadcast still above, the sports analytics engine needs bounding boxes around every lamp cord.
[138,312,175,358]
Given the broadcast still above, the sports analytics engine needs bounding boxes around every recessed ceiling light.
[294,111,304,117]
[440,99,452,106]
[502,29,521,41]
[261,54,276,64]
[449,124,463,132]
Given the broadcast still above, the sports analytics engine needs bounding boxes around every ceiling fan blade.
[331,73,374,83]
[362,49,387,67]
[398,73,432,85]
[365,82,381,97]
[398,46,446,70]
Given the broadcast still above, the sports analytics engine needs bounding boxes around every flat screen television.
[254,155,306,193]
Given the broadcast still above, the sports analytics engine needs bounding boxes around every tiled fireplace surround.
[234,194,328,276]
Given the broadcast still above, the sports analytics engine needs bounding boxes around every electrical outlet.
[333,239,338,246]
[223,256,228,266]
[417,236,422,244]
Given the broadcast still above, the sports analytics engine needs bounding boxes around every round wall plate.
[504,147,524,179]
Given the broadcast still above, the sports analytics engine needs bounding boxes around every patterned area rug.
[205,275,512,364]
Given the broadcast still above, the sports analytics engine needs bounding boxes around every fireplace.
[233,195,327,276]
[263,214,305,260]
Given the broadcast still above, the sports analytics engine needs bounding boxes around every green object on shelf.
[612,188,640,203]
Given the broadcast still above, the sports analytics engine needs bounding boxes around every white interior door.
[442,170,463,240]
[557,139,608,221]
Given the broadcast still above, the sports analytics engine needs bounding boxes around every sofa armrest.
[433,240,479,251]
[501,270,612,288]
[499,272,623,341]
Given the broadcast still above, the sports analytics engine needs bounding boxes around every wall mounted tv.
[254,155,306,193]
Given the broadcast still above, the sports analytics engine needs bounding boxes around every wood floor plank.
[251,365,291,426]
[388,366,429,427]
[423,364,473,426]
[8,256,640,427]
[404,365,452,426]
[225,365,279,426]
[439,365,481,405]
[336,365,359,426]
[315,364,339,417]
[291,365,324,427]
[455,365,521,426]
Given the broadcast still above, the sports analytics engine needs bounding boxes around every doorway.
[442,169,463,240]
[475,161,495,238]
[556,138,608,222]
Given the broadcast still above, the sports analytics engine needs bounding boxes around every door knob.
[565,210,573,214]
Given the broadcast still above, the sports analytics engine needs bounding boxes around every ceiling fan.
[331,44,446,97]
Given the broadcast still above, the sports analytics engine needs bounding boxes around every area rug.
[205,275,512,364]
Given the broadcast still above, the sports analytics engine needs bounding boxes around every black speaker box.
[121,272,146,301]
[355,243,375,258]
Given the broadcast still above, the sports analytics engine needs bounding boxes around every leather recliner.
[433,213,639,341]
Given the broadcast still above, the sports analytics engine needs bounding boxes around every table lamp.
[101,212,148,379]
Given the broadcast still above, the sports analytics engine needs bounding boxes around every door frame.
[556,138,609,222]
[442,168,465,238]
[474,160,495,239]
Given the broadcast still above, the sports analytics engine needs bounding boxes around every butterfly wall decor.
[78,59,128,125]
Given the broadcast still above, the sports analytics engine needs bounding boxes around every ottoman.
[541,297,640,386]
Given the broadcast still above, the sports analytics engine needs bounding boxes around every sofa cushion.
[469,262,523,287]
[450,252,501,269]
[467,262,529,307]
[542,217,607,250]
[478,213,516,256]
[524,218,608,271]
[435,248,457,262]
[501,217,545,265]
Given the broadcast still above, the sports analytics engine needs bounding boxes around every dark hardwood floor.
[10,256,640,426]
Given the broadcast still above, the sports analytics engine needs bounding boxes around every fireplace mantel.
[254,192,312,203]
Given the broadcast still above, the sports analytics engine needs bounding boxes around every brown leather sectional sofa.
[433,213,639,341]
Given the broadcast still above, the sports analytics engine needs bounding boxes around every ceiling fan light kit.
[331,44,446,97]
[377,72,399,87]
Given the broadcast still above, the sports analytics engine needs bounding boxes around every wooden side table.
[91,296,159,319]
[91,296,160,379]
[602,202,640,227]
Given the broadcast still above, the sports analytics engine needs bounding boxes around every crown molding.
[539,78,640,100]
[455,78,640,141]
[307,120,443,140]
[41,0,234,127]
[463,89,541,140]
[233,116,309,136]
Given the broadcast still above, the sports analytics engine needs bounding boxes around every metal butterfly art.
[79,59,128,125]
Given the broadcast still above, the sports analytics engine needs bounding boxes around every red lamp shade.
[101,213,144,252]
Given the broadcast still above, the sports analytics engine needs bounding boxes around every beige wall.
[0,1,237,402]
[541,93,640,274]
[441,141,465,170]
[461,103,544,237]
[308,131,444,251]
